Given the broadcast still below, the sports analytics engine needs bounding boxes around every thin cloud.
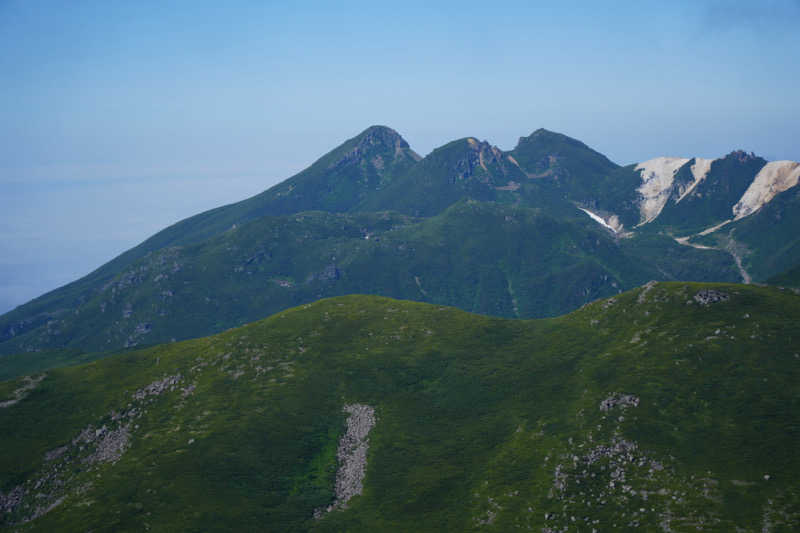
[700,0,800,32]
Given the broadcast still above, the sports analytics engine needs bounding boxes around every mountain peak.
[323,125,419,174]
[355,125,411,152]
[517,128,591,151]
[724,149,760,164]
[531,127,558,136]
[509,128,618,186]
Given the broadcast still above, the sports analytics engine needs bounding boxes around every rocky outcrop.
[133,374,182,400]
[328,126,419,172]
[693,289,729,305]
[600,393,640,412]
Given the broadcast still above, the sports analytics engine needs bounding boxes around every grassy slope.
[1,283,799,531]
[0,202,741,365]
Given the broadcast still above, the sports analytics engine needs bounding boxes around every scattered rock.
[693,289,729,306]
[133,375,182,401]
[85,424,131,464]
[637,281,658,304]
[0,374,46,409]
[0,486,24,514]
[600,393,640,412]
[44,446,68,462]
[602,297,617,310]
[134,323,152,336]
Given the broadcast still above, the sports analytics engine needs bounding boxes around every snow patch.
[697,219,732,236]
[635,157,690,225]
[677,158,715,202]
[732,161,800,220]
[578,208,622,233]
[674,236,714,250]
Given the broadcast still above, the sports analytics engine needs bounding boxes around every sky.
[1,0,799,313]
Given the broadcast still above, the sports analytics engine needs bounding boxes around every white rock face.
[732,161,800,220]
[635,157,690,225]
[578,208,622,233]
[676,158,715,202]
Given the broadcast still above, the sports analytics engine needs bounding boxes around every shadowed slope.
[0,202,739,362]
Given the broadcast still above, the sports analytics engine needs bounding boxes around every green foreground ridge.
[1,282,799,532]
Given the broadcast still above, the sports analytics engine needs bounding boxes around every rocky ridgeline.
[316,403,376,517]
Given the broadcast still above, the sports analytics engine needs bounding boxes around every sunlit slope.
[1,283,798,531]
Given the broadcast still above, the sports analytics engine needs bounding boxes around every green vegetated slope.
[1,283,799,532]
[0,126,418,336]
[509,129,618,182]
[0,127,588,356]
[0,202,740,362]
[2,125,798,375]
[693,185,800,282]
[768,263,800,288]
[360,128,624,218]
[508,129,646,226]
[359,137,529,217]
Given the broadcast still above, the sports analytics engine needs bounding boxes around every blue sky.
[1,0,799,313]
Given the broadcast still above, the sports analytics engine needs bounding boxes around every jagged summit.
[324,125,419,173]
[725,149,760,163]
[351,125,417,156]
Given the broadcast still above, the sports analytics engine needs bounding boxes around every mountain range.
[1,126,799,373]
[2,126,800,531]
